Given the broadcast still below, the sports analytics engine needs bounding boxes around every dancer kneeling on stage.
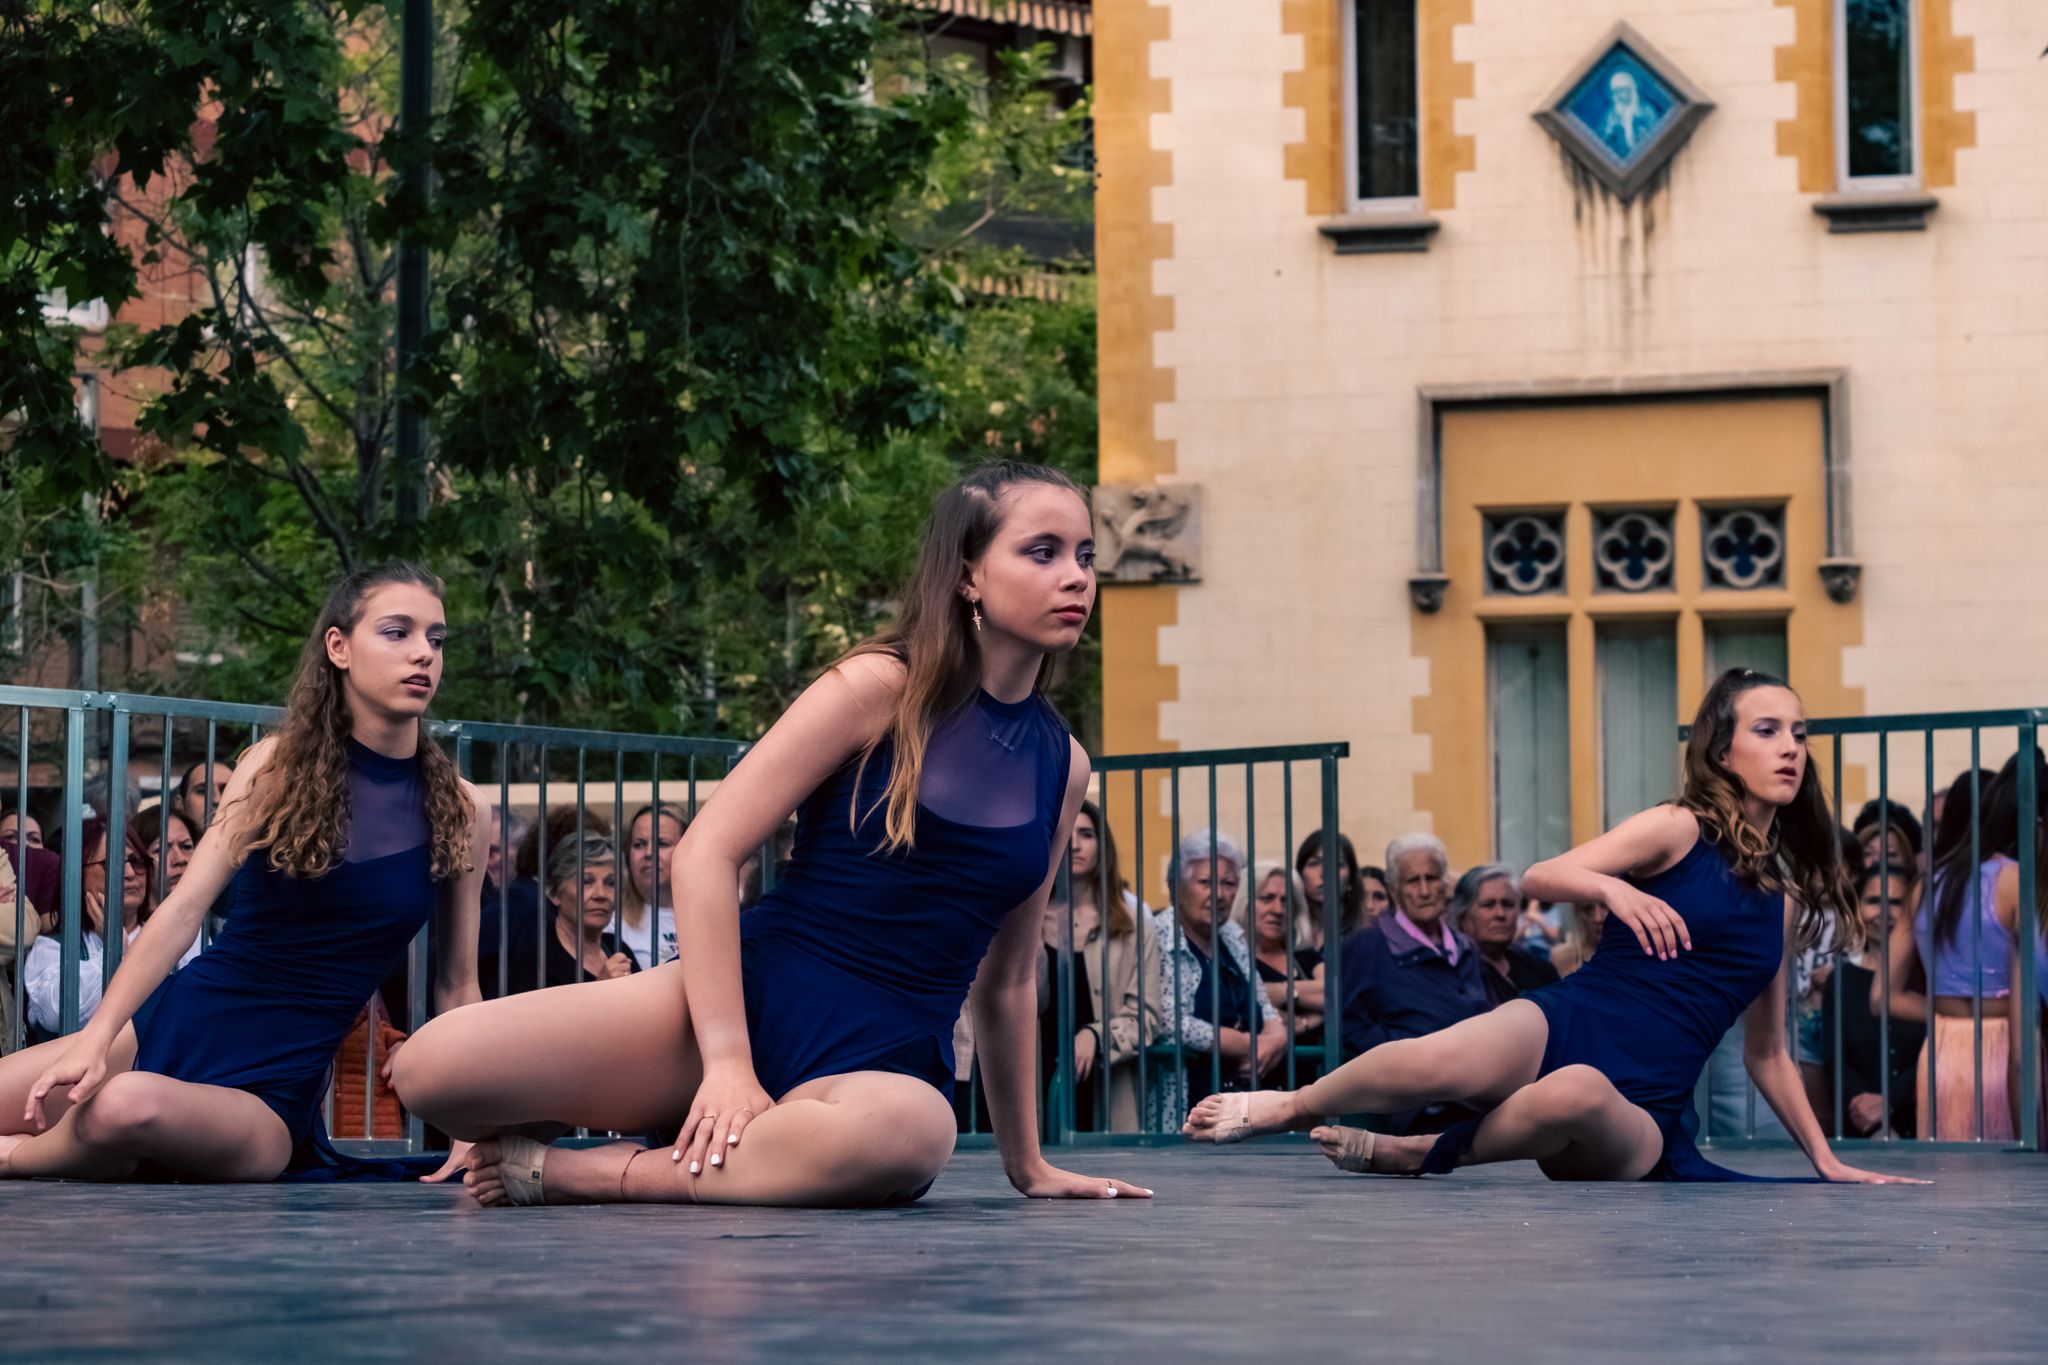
[1185,667,1924,1185]
[1,563,487,1183]
[391,460,1151,1208]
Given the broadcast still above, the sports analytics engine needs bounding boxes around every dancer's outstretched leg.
[394,963,958,1207]
[1310,1064,1662,1181]
[2,1071,291,1181]
[1183,999,1548,1141]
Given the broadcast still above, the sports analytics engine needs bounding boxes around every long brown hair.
[1071,799,1134,938]
[839,460,1086,852]
[1678,668,1855,952]
[236,563,474,881]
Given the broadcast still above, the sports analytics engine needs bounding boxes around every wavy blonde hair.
[1678,668,1854,952]
[237,563,474,881]
[839,461,1084,852]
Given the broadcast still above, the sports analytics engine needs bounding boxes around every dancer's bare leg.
[392,964,701,1139]
[1184,1000,1549,1140]
[393,964,959,1208]
[0,1026,139,1170]
[465,1070,957,1208]
[2,1070,292,1182]
[1312,1065,1662,1180]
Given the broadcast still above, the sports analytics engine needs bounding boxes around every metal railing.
[959,741,1351,1146]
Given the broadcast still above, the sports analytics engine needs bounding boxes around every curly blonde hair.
[237,563,474,881]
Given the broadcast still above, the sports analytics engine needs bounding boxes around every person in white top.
[25,819,200,1036]
[619,801,689,970]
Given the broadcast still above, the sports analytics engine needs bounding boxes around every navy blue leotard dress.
[739,688,1070,1101]
[1424,834,1798,1182]
[130,739,439,1179]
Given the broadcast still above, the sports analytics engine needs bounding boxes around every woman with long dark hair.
[0,563,485,1181]
[1883,751,2043,1139]
[392,461,1148,1207]
[1185,669,1919,1184]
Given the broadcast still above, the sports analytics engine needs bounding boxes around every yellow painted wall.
[1411,395,1865,865]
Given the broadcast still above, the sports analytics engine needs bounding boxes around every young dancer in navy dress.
[1185,669,1923,1185]
[393,461,1150,1207]
[0,564,486,1182]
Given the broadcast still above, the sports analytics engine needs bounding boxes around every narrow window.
[1350,0,1420,202]
[1841,0,1915,181]
[1597,623,1680,828]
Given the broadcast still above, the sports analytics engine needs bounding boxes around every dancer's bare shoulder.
[1543,804,1698,882]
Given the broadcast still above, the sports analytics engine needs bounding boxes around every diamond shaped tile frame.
[1533,21,1716,203]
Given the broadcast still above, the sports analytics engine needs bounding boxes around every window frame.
[1340,0,1425,213]
[1833,0,1922,191]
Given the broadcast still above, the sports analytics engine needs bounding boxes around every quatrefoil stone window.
[1534,22,1715,202]
[1702,507,1786,590]
[1485,512,1566,596]
[1593,509,1675,593]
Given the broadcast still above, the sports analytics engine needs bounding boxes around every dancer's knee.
[829,1088,955,1199]
[388,1024,467,1122]
[71,1074,163,1151]
[1522,1065,1616,1129]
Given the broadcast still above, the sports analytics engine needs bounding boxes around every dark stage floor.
[3,1143,2043,1363]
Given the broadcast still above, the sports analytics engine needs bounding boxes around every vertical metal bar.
[1838,731,1858,1144]
[1245,761,1262,1092]
[1282,762,1297,1090]
[535,744,549,990]
[496,745,512,1000]
[1206,766,1222,1105]
[1876,734,1891,1137]
[613,745,628,963]
[2019,720,2041,1151]
[104,707,128,986]
[1096,775,1112,1129]
[574,747,587,985]
[1055,839,1075,1145]
[650,753,663,968]
[1320,753,1341,1083]
[1971,729,1988,1143]
[57,706,85,1036]
[1131,768,1147,1130]
[1170,769,1182,1130]
[156,714,171,932]
[201,720,219,950]
[12,706,28,1043]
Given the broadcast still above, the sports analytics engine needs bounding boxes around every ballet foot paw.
[1310,1125,1426,1176]
[1182,1089,1302,1143]
[460,1138,527,1208]
[0,1132,27,1177]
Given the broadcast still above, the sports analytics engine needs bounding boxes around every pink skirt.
[1916,1013,2014,1141]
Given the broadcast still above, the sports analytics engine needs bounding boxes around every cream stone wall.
[1109,0,2048,863]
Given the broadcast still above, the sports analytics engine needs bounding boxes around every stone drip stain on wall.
[1563,148,1674,355]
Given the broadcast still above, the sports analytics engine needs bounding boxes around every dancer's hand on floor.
[1816,1159,1931,1185]
[25,1038,111,1129]
[1011,1161,1153,1200]
[420,1139,473,1184]
[674,1065,775,1175]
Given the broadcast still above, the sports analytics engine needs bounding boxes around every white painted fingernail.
[671,1149,683,1163]
[689,1160,700,1174]
[710,1153,722,1167]
[727,1133,738,1145]
[1105,1186,1118,1197]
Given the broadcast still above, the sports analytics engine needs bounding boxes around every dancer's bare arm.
[25,740,274,1126]
[668,654,896,1168]
[431,779,488,1016]
[1522,805,1698,959]
[970,739,1149,1200]
[1745,909,1927,1184]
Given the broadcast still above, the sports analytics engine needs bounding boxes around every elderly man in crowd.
[1336,833,1491,1132]
[1147,830,1286,1132]
[1449,864,1559,1007]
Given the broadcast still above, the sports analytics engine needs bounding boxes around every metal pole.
[103,708,129,984]
[58,706,85,1035]
[393,0,433,532]
[2019,721,2041,1151]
